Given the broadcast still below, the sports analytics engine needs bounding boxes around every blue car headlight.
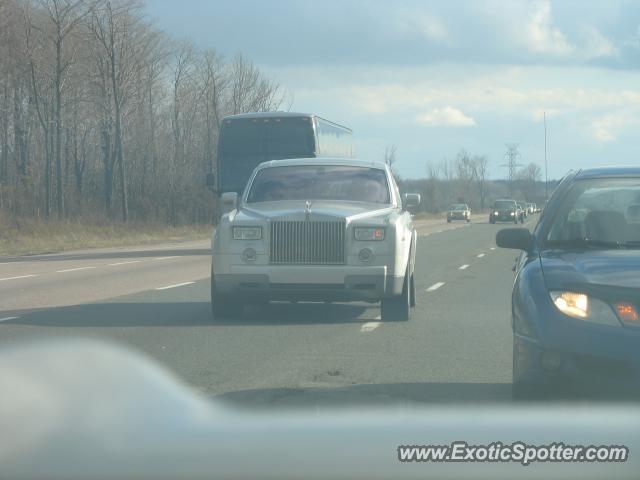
[549,291,620,327]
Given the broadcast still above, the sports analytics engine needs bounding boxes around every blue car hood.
[540,250,640,291]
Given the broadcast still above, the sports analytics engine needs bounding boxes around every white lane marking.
[436,230,443,233]
[426,281,445,292]
[477,253,486,258]
[0,316,19,322]
[490,247,496,250]
[156,281,195,290]
[108,260,141,266]
[57,266,96,273]
[0,274,37,282]
[155,256,178,260]
[459,264,469,270]
[360,321,381,332]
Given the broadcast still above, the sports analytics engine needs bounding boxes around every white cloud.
[392,7,450,43]
[591,112,632,143]
[412,13,449,43]
[416,106,476,127]
[579,25,618,59]
[526,1,574,56]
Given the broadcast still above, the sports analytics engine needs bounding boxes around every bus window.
[219,120,265,156]
[266,119,315,158]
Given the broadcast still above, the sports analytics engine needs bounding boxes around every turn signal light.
[615,303,639,323]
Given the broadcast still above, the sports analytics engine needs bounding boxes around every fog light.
[241,248,257,263]
[358,248,373,263]
[540,351,563,372]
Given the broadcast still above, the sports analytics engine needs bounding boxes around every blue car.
[496,167,640,399]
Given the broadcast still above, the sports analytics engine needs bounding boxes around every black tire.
[466,218,471,223]
[513,217,518,224]
[490,218,495,224]
[409,273,416,307]
[447,218,451,223]
[512,340,547,401]
[210,272,243,319]
[381,269,410,321]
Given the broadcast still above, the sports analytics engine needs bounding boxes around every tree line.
[0,0,284,225]
[398,149,544,213]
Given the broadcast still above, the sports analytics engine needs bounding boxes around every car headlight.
[549,291,620,326]
[233,226,262,240]
[354,227,385,241]
[510,212,515,216]
[494,211,499,215]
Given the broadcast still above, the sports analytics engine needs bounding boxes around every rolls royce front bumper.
[214,264,404,302]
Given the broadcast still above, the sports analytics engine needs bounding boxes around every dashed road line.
[0,274,37,282]
[459,264,469,270]
[426,281,445,292]
[0,316,19,322]
[57,266,96,273]
[477,253,486,258]
[156,281,195,290]
[108,260,142,266]
[155,256,179,260]
[360,321,382,332]
[490,247,496,250]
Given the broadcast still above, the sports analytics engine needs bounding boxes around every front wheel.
[409,273,416,307]
[211,273,243,319]
[381,271,410,321]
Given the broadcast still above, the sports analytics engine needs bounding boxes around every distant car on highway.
[211,158,421,321]
[446,203,471,223]
[527,203,536,214]
[517,202,528,220]
[496,167,640,399]
[489,199,521,224]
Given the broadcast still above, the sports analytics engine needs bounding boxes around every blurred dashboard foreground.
[1,339,638,480]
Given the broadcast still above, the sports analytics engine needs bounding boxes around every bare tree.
[0,0,288,226]
[89,0,150,221]
[517,162,542,200]
[473,155,489,211]
[38,0,95,218]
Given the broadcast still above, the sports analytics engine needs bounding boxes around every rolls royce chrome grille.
[270,220,346,265]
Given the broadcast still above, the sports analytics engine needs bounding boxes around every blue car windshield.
[546,178,640,246]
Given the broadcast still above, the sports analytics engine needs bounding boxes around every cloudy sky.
[145,0,640,180]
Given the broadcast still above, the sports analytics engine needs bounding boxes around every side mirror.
[205,172,216,188]
[496,228,533,252]
[403,193,421,209]
[221,192,238,212]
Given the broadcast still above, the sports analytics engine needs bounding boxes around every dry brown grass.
[0,218,212,256]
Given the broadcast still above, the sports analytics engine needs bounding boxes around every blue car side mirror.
[496,228,534,252]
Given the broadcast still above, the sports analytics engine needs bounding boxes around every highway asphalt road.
[0,216,536,408]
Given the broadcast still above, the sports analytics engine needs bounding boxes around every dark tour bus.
[211,112,354,195]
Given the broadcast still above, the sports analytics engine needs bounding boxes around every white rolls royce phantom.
[211,158,420,321]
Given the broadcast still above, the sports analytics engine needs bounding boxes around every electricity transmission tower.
[501,144,523,195]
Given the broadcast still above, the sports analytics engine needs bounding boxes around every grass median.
[0,219,212,256]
